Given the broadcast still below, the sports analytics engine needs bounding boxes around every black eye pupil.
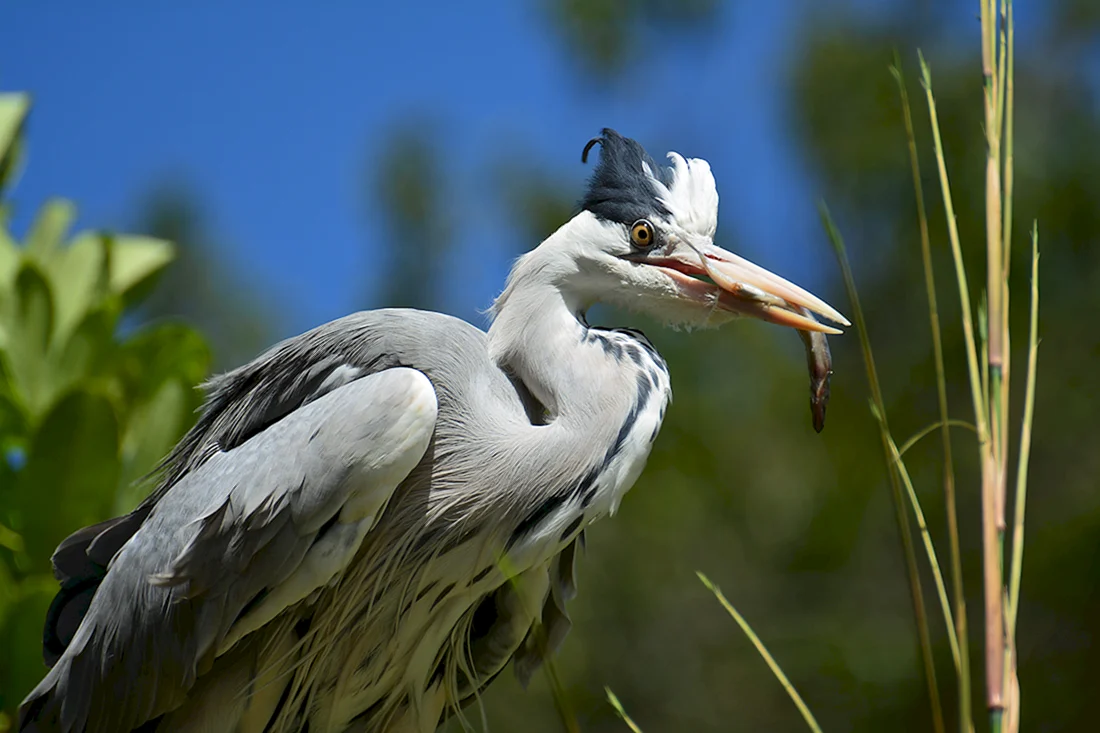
[630,220,655,248]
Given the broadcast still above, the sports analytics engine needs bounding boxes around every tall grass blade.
[917,52,987,443]
[606,688,644,733]
[891,53,972,732]
[872,403,961,671]
[818,202,945,733]
[697,573,823,733]
[898,420,978,460]
[543,657,581,733]
[1007,225,1038,637]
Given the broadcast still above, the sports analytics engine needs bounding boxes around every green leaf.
[3,264,54,417]
[0,226,19,292]
[25,199,76,266]
[0,391,26,446]
[51,232,108,345]
[52,306,118,400]
[0,575,56,711]
[107,235,174,301]
[0,93,30,194]
[0,94,29,163]
[13,389,119,571]
[115,322,210,406]
[116,379,194,512]
[0,558,16,627]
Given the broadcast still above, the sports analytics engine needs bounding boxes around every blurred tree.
[787,6,1100,731]
[545,0,720,77]
[0,94,211,722]
[367,121,451,311]
[1054,0,1100,39]
[492,159,576,246]
[135,185,280,371]
[449,4,1100,733]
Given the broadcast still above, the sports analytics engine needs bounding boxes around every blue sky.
[1,2,943,336]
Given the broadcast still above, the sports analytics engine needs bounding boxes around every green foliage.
[545,0,719,76]
[0,93,211,716]
[136,186,280,371]
[369,122,452,311]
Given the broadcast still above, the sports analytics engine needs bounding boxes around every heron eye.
[630,220,655,248]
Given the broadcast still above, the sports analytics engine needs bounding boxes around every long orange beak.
[651,242,849,333]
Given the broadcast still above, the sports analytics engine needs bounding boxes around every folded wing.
[19,366,438,733]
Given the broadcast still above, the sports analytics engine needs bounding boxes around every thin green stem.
[818,203,945,733]
[1007,226,1039,638]
[698,573,824,733]
[606,688,644,733]
[918,52,988,444]
[1002,2,1015,282]
[874,409,961,672]
[921,52,1005,716]
[998,0,1015,550]
[892,53,972,733]
[995,0,1008,146]
[979,299,990,407]
[544,657,580,733]
[897,419,978,460]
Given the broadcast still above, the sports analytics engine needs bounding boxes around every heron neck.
[487,278,625,424]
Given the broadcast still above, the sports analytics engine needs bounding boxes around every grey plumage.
[19,130,846,733]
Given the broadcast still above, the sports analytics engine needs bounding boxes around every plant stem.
[918,53,989,469]
[891,54,971,733]
[819,204,945,733]
[698,573,824,733]
[876,414,961,671]
[1007,226,1038,639]
[980,0,1008,715]
[606,688,644,733]
[920,49,1002,719]
[897,420,977,460]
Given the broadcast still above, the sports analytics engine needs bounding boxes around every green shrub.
[0,92,211,721]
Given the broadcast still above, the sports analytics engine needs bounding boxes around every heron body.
[19,130,846,733]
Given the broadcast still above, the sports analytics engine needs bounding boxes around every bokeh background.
[1,1,1098,731]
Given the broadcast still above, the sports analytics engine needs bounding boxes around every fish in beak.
[642,240,847,431]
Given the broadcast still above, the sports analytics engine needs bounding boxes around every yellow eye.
[630,219,655,248]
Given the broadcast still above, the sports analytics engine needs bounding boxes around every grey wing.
[38,312,418,672]
[19,366,438,733]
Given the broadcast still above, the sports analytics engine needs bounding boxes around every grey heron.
[19,129,847,733]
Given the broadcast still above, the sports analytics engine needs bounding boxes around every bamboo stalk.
[920,46,1001,725]
[980,0,1007,719]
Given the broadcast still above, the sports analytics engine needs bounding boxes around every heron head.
[557,128,848,334]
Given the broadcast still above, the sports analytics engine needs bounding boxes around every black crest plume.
[580,128,673,225]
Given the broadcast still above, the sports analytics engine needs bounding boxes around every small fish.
[796,308,833,433]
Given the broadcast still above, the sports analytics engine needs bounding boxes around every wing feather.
[19,367,437,733]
